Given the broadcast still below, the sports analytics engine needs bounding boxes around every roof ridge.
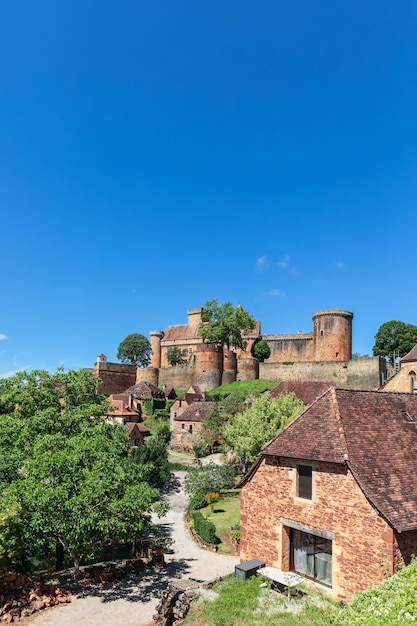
[333,388,349,461]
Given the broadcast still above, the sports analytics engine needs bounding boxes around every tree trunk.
[55,540,64,571]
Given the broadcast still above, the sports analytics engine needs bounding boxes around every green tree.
[117,333,151,367]
[166,346,188,366]
[184,463,235,498]
[199,299,256,350]
[251,338,271,361]
[129,437,170,489]
[223,392,305,467]
[373,321,417,363]
[0,369,168,577]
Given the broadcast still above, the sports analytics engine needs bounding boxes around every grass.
[182,575,339,626]
[197,491,240,554]
[209,379,278,401]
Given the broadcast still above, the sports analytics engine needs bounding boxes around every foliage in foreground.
[0,369,168,577]
[183,575,338,626]
[337,559,417,625]
[223,392,306,466]
[184,560,417,625]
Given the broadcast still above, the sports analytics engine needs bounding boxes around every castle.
[94,306,391,394]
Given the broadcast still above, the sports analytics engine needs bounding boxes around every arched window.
[410,371,417,393]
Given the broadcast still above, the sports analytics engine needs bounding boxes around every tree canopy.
[373,321,417,363]
[223,392,306,467]
[251,338,271,361]
[167,346,187,366]
[199,299,256,350]
[117,333,151,367]
[0,368,167,576]
[184,463,236,498]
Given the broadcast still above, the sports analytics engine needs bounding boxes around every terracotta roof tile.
[401,344,417,363]
[269,381,335,406]
[262,388,417,532]
[174,401,214,422]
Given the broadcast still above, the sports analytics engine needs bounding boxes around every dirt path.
[27,472,239,626]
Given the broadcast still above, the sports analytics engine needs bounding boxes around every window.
[291,529,332,586]
[188,424,193,433]
[298,465,312,499]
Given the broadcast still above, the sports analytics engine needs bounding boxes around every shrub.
[192,511,218,544]
[251,338,271,361]
[190,491,207,510]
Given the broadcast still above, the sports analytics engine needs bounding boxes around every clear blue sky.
[1,1,416,377]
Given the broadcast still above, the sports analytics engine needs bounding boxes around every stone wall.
[93,361,137,394]
[240,456,397,601]
[381,362,417,393]
[259,357,387,390]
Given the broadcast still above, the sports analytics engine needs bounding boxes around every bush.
[190,491,207,510]
[192,511,218,544]
[251,338,271,361]
[193,440,210,458]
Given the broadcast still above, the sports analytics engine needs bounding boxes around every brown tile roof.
[163,324,201,342]
[259,388,417,533]
[127,422,150,437]
[107,395,141,418]
[176,392,212,404]
[401,344,417,363]
[174,401,214,422]
[125,382,165,399]
[269,381,335,406]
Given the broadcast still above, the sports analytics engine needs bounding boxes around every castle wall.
[264,335,314,362]
[136,367,159,386]
[237,357,259,381]
[93,361,137,394]
[259,357,385,390]
[313,310,353,361]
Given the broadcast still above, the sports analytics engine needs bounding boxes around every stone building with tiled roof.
[380,343,417,393]
[170,400,214,452]
[239,388,417,600]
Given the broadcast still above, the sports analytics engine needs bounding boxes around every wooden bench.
[256,566,303,597]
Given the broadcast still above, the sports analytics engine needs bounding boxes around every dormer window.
[298,465,313,500]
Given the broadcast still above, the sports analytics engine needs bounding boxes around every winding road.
[27,471,240,626]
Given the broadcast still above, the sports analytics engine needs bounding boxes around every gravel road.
[27,471,240,626]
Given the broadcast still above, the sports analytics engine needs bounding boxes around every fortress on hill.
[94,306,391,394]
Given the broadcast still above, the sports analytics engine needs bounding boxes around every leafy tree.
[251,338,271,361]
[129,437,170,489]
[373,321,417,363]
[351,352,370,359]
[199,299,256,350]
[184,463,235,498]
[223,392,305,467]
[167,346,188,366]
[117,333,151,367]
[0,369,168,577]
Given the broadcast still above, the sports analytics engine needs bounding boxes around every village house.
[170,400,214,451]
[106,393,150,446]
[238,388,417,601]
[379,343,417,394]
[169,386,211,422]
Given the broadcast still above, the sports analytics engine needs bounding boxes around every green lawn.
[198,491,240,554]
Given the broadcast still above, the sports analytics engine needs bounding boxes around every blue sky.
[1,1,416,377]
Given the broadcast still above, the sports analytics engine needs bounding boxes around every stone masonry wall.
[240,456,396,601]
[93,361,137,394]
[259,357,386,391]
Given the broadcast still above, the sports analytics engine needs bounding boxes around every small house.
[239,388,417,600]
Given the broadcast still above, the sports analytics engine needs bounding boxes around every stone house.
[105,394,150,446]
[238,388,417,601]
[170,386,211,422]
[380,344,417,393]
[170,401,214,451]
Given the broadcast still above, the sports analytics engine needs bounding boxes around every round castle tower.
[312,309,353,362]
[195,344,223,391]
[150,330,164,368]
